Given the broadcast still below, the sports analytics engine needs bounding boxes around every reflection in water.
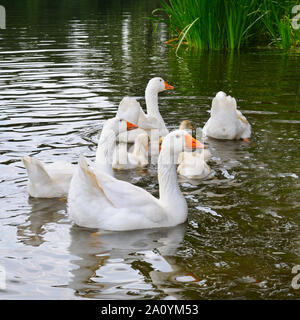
[17,197,67,247]
[204,137,253,177]
[68,224,195,299]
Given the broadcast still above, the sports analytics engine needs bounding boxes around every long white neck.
[145,87,164,121]
[145,87,159,115]
[95,129,115,176]
[157,150,187,225]
[145,87,168,135]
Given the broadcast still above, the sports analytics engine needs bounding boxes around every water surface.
[0,0,300,299]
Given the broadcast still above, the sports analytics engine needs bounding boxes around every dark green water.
[0,0,300,299]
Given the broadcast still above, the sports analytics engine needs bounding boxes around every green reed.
[153,0,299,50]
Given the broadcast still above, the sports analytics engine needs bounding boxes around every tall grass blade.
[175,17,199,56]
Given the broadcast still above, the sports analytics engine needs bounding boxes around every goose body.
[115,97,150,143]
[68,130,203,231]
[176,120,211,179]
[23,117,137,198]
[22,156,75,198]
[202,91,251,141]
[177,152,211,179]
[112,133,149,170]
[117,77,173,143]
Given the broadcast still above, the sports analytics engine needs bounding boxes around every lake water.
[0,0,300,299]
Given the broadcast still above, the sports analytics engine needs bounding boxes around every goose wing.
[77,157,166,224]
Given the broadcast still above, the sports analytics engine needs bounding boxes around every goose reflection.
[196,137,253,185]
[205,137,252,166]
[17,197,67,247]
[67,223,198,299]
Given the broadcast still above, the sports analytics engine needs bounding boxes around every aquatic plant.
[260,0,300,49]
[152,0,299,50]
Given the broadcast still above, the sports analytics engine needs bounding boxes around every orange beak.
[164,81,174,90]
[184,134,206,150]
[126,121,138,131]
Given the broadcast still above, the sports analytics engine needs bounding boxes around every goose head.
[160,130,205,159]
[146,77,174,94]
[102,117,138,137]
[179,120,194,131]
[159,121,200,153]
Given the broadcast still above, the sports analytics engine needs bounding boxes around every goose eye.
[175,134,180,139]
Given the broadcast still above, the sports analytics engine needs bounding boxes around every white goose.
[177,152,211,179]
[117,77,174,143]
[23,117,137,198]
[177,120,211,179]
[202,91,251,141]
[67,130,203,231]
[112,133,149,170]
[22,156,75,198]
[95,117,137,175]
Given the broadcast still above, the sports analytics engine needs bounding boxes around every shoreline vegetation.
[151,0,300,52]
